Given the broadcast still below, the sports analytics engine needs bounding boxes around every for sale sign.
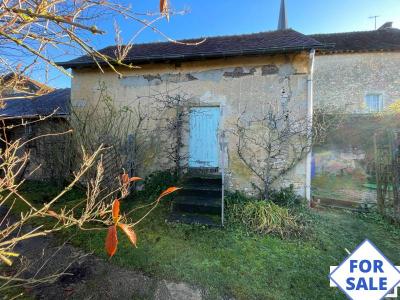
[330,239,400,300]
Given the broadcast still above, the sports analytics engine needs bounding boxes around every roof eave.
[57,44,326,69]
[316,48,400,54]
[0,114,69,120]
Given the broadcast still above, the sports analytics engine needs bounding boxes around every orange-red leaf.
[157,187,181,201]
[160,0,169,21]
[64,16,73,22]
[129,177,142,182]
[160,0,167,13]
[112,199,120,223]
[118,223,137,248]
[47,210,59,218]
[121,173,129,185]
[105,225,118,257]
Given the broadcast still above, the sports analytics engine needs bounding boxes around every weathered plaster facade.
[71,53,312,197]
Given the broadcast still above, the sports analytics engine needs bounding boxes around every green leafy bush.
[228,200,303,238]
[141,170,178,198]
[225,190,255,204]
[269,185,305,208]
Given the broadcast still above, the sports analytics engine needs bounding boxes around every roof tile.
[0,89,70,119]
[58,29,324,68]
[309,28,400,53]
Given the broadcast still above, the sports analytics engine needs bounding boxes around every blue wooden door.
[189,107,220,168]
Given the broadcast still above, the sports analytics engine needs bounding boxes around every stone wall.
[314,52,400,112]
[71,53,311,197]
[312,52,400,204]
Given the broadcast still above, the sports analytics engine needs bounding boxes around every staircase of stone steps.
[168,173,223,226]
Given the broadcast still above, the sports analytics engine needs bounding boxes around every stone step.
[187,168,219,176]
[179,186,222,198]
[182,176,222,187]
[173,195,221,214]
[167,212,221,227]
[169,171,223,225]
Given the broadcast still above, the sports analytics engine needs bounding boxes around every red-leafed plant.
[105,176,180,257]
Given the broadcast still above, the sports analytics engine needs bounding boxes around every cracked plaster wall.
[71,53,311,197]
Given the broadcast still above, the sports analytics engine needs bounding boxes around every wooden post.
[374,132,384,214]
[220,130,226,227]
[389,130,400,217]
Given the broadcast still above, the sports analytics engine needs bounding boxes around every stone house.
[310,23,400,206]
[57,14,400,219]
[59,29,324,211]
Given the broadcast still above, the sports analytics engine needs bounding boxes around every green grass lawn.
[5,182,400,299]
[66,197,400,300]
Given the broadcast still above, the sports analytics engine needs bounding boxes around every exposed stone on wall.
[190,69,225,82]
[143,74,162,85]
[122,73,198,87]
[223,67,256,78]
[120,76,149,87]
[261,64,279,75]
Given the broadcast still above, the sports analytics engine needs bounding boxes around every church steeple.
[277,0,288,30]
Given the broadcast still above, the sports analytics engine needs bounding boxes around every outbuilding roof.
[309,28,400,53]
[0,88,70,119]
[57,29,325,68]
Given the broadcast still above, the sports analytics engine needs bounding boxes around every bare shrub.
[0,119,179,293]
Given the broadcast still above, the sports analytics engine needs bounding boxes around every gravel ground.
[0,207,204,300]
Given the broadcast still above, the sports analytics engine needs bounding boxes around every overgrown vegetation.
[313,106,400,220]
[140,170,178,199]
[225,186,309,238]
[228,200,301,237]
[269,185,305,208]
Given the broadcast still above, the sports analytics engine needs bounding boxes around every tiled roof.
[0,89,70,119]
[309,28,400,53]
[57,29,325,68]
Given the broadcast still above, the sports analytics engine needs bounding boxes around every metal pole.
[221,131,225,227]
[306,49,315,204]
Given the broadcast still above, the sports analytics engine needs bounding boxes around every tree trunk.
[374,133,386,214]
[174,107,183,178]
[389,130,400,218]
[263,180,270,201]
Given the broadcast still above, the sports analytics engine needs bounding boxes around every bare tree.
[232,76,343,200]
[371,103,400,217]
[0,0,202,100]
[72,82,154,184]
[0,0,184,294]
[234,108,311,200]
[149,91,194,177]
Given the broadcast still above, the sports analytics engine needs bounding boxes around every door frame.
[188,105,221,171]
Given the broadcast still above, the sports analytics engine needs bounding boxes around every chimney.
[277,0,288,30]
[378,22,393,30]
